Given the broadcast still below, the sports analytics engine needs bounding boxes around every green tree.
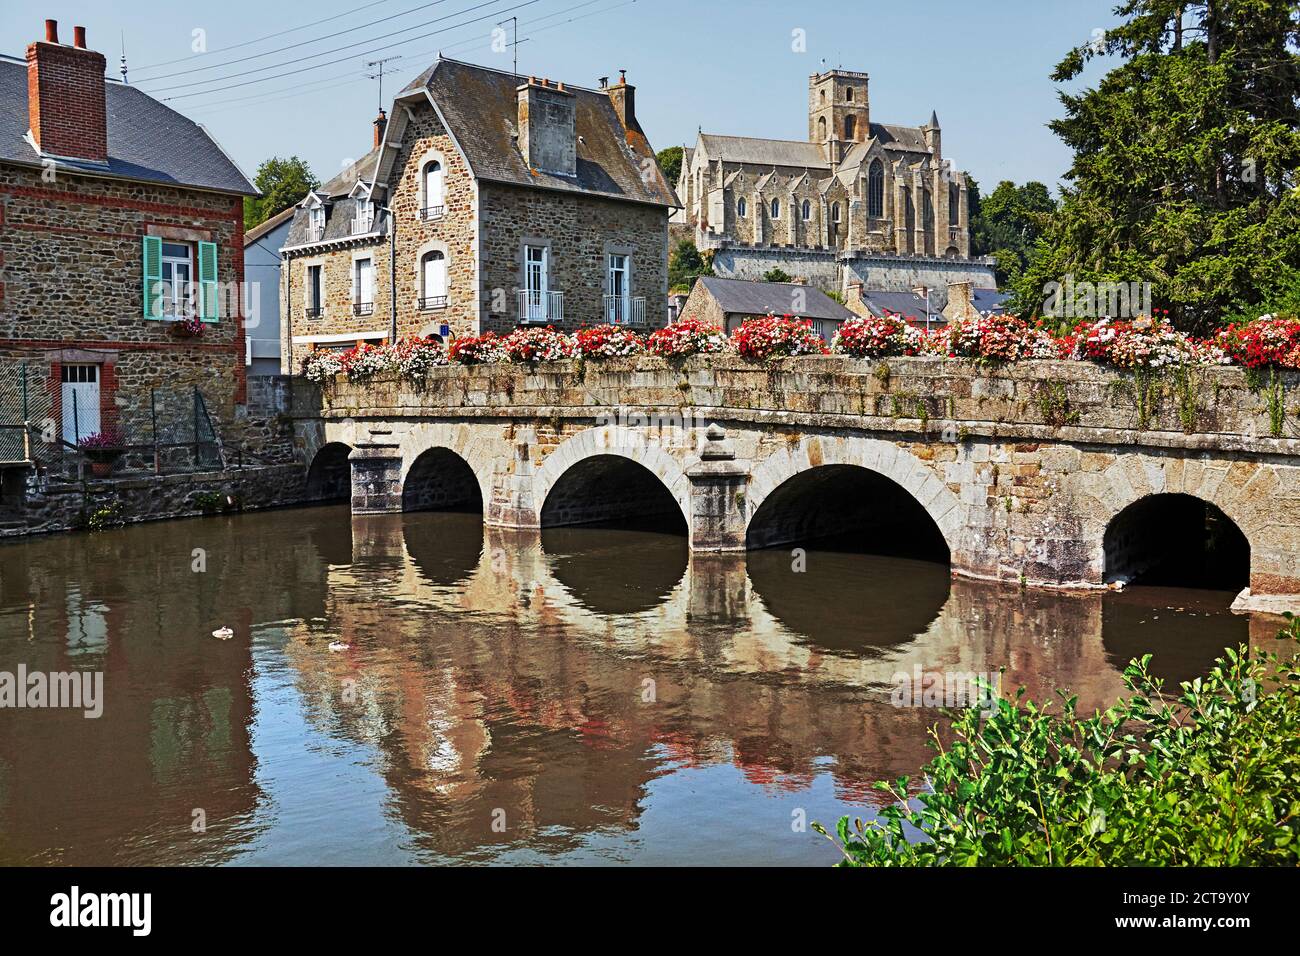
[656,145,684,185]
[244,156,320,230]
[762,267,794,283]
[968,177,1056,286]
[668,239,713,292]
[1015,0,1300,332]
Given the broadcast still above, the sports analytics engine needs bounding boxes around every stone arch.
[416,147,448,212]
[1103,492,1249,589]
[305,441,353,501]
[745,435,967,558]
[398,422,497,514]
[532,425,693,531]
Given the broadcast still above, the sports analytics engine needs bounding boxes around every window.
[421,160,444,219]
[160,242,194,319]
[831,202,841,223]
[923,189,934,231]
[845,88,853,102]
[868,159,884,218]
[606,253,631,324]
[353,257,374,315]
[817,116,827,141]
[307,264,323,318]
[949,182,960,225]
[844,115,856,140]
[420,250,447,309]
[802,199,812,221]
[770,198,780,219]
[737,197,747,218]
[308,205,325,239]
[521,245,550,322]
[353,200,374,234]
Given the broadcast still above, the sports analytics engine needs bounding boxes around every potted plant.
[169,316,205,338]
[80,428,126,478]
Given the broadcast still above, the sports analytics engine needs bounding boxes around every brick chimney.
[607,69,635,129]
[373,108,387,149]
[516,76,576,176]
[27,20,108,162]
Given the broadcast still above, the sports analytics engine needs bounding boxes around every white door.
[607,254,629,323]
[61,364,100,444]
[524,246,548,321]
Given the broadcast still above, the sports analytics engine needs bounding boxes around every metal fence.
[0,357,223,479]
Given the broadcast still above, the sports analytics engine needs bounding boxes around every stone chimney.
[27,20,108,162]
[373,108,387,149]
[516,76,576,176]
[943,280,978,323]
[607,69,635,129]
[844,281,872,318]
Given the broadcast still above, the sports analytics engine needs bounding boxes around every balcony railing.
[603,294,647,327]
[518,290,564,324]
[419,205,445,221]
[353,214,375,235]
[305,306,323,319]
[418,295,448,310]
[307,224,325,242]
[353,301,374,316]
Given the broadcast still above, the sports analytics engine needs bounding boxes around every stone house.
[678,275,856,343]
[0,19,256,452]
[671,69,996,309]
[280,58,678,368]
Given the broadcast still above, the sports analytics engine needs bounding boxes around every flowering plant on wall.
[831,313,909,358]
[573,325,645,359]
[731,314,828,361]
[448,332,507,365]
[1216,315,1300,370]
[79,427,126,451]
[1080,316,1219,369]
[301,337,447,385]
[945,313,1033,363]
[169,316,206,338]
[501,326,576,364]
[647,317,731,358]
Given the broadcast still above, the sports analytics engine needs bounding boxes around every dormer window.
[354,200,375,234]
[308,205,325,241]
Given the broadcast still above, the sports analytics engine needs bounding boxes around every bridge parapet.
[305,356,1300,609]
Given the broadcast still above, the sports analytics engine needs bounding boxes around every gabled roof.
[0,59,256,196]
[696,276,855,322]
[392,57,676,207]
[697,133,829,171]
[322,146,382,197]
[244,204,295,247]
[870,122,929,153]
[859,289,937,322]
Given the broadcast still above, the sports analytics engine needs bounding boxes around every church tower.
[808,69,870,156]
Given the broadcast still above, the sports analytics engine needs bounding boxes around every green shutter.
[198,241,219,322]
[142,235,163,319]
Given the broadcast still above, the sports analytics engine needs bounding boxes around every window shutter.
[198,240,219,322]
[142,235,163,319]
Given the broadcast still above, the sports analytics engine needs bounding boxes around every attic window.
[308,205,325,240]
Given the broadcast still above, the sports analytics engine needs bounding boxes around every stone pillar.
[685,424,750,551]
[349,442,403,514]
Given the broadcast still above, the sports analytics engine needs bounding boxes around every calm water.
[0,505,1283,866]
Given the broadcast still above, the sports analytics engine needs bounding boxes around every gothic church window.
[802,199,811,221]
[817,116,827,141]
[844,115,856,140]
[868,160,884,217]
[949,183,960,225]
[771,198,780,219]
[737,197,747,218]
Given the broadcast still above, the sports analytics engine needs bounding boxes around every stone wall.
[315,356,1300,603]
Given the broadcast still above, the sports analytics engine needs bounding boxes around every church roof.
[698,133,829,170]
[870,122,930,152]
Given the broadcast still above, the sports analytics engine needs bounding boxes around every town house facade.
[0,20,257,459]
[279,57,678,366]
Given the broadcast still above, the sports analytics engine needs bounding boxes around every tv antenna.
[366,56,402,111]
[498,16,529,80]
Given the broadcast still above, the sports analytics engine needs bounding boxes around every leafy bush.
[815,619,1300,866]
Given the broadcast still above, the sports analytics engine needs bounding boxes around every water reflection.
[0,505,1285,866]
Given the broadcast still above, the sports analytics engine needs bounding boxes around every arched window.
[737,197,747,218]
[819,89,826,105]
[868,160,884,218]
[817,116,827,141]
[949,182,960,225]
[420,250,447,307]
[845,88,853,102]
[421,160,444,218]
[801,199,811,221]
[844,115,856,140]
[770,198,780,219]
[923,189,934,231]
[831,202,841,223]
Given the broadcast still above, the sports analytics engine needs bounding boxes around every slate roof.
[0,58,256,196]
[697,133,829,171]
[394,58,676,207]
[244,205,296,247]
[696,276,856,322]
[284,196,388,248]
[859,289,936,322]
[322,146,382,197]
[973,288,1010,314]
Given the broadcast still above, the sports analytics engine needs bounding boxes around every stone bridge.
[296,355,1300,612]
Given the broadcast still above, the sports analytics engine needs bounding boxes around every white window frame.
[308,205,325,239]
[160,241,195,320]
[353,257,374,309]
[606,252,630,323]
[421,250,447,307]
[421,160,445,218]
[306,264,323,316]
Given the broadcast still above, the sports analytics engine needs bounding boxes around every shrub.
[647,317,731,358]
[831,313,909,359]
[501,326,575,363]
[945,312,1033,362]
[731,314,828,361]
[1216,315,1300,370]
[573,325,645,359]
[1080,314,1210,370]
[448,332,506,365]
[79,428,126,450]
[815,618,1300,866]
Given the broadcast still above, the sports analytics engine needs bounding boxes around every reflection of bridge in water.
[275,509,1268,861]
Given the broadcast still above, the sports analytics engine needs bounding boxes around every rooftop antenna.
[498,16,528,80]
[366,55,402,111]
[120,30,128,83]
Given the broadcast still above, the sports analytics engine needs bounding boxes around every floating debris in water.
[212,627,233,641]
[328,642,350,653]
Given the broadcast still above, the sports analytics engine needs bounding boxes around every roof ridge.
[432,55,607,94]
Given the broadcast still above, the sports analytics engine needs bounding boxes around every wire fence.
[0,357,224,479]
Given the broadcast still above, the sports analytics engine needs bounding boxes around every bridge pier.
[349,442,404,514]
[685,424,750,551]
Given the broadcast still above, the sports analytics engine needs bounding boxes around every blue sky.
[2,0,1123,194]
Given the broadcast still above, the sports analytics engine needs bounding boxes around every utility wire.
[134,0,394,72]
[139,0,449,82]
[159,0,540,100]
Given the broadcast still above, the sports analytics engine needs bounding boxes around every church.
[671,69,997,310]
